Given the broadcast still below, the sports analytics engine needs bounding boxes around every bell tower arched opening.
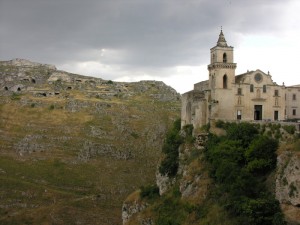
[223,53,227,63]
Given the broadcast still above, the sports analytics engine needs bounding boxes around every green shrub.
[182,124,195,143]
[201,123,211,132]
[245,136,278,174]
[154,186,190,225]
[49,104,55,110]
[225,122,258,148]
[282,125,296,135]
[204,122,284,224]
[215,120,225,128]
[140,185,159,199]
[130,132,139,139]
[159,118,182,177]
[11,93,21,100]
[183,124,193,136]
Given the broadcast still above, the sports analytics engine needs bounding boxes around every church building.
[181,29,300,129]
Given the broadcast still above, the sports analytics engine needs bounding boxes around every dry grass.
[0,83,180,224]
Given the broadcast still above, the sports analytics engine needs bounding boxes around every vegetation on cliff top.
[135,121,288,225]
[205,122,286,225]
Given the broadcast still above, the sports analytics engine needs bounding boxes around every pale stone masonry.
[182,29,300,129]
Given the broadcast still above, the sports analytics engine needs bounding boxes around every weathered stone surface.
[276,152,300,206]
[122,200,149,225]
[15,135,49,155]
[156,169,175,196]
[48,71,71,82]
[2,58,56,70]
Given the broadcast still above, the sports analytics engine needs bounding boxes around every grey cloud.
[0,0,293,74]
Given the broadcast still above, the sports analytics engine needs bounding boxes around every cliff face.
[122,125,300,225]
[122,133,212,225]
[0,59,181,225]
[276,152,300,224]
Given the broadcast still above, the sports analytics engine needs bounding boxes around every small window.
[275,90,279,96]
[237,110,242,120]
[263,85,266,93]
[250,84,254,92]
[293,109,296,116]
[293,94,296,100]
[223,53,227,63]
[223,75,227,89]
[274,111,279,121]
[237,88,242,95]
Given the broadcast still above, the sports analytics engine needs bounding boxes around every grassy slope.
[0,81,180,224]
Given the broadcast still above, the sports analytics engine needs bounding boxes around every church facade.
[181,30,300,129]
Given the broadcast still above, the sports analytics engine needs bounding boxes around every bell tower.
[207,29,237,122]
[208,29,236,90]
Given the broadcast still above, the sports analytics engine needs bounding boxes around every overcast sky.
[1,0,299,93]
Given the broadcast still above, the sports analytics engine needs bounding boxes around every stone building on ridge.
[181,29,300,129]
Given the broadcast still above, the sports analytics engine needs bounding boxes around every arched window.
[223,75,228,89]
[223,53,227,63]
[250,84,254,92]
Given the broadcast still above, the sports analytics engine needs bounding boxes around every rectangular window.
[274,111,279,121]
[275,90,279,96]
[293,109,296,116]
[293,94,296,100]
[263,85,266,93]
[237,110,242,120]
[250,84,254,92]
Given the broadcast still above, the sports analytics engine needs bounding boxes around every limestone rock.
[3,58,56,70]
[156,170,175,196]
[15,135,48,155]
[122,198,149,225]
[276,152,300,206]
[48,71,71,82]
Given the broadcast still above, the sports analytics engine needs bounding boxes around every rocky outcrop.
[1,58,56,70]
[122,191,151,225]
[178,142,211,204]
[276,152,300,224]
[156,170,175,196]
[276,152,300,206]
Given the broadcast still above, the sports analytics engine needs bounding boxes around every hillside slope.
[0,59,181,225]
